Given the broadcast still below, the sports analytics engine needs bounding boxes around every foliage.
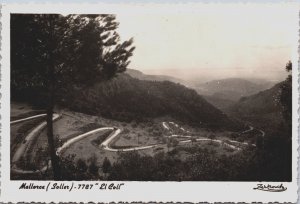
[11,117,45,156]
[102,61,293,181]
[17,156,37,171]
[88,154,99,176]
[105,148,260,181]
[11,14,135,103]
[208,134,216,140]
[77,159,88,173]
[60,74,243,131]
[190,137,197,145]
[228,61,293,181]
[102,157,112,174]
[11,14,134,179]
[59,155,91,180]
[279,61,292,131]
[91,130,113,146]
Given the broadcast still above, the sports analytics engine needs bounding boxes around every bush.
[91,130,113,146]
[102,157,112,174]
[88,154,99,176]
[76,159,88,173]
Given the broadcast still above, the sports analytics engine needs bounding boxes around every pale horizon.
[116,4,295,82]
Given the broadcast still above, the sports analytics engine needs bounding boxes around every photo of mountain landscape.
[10,8,293,181]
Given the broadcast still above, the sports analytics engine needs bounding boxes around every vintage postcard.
[0,2,299,203]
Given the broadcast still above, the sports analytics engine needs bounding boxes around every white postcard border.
[0,2,299,203]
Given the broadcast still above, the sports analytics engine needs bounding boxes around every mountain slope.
[196,78,274,101]
[203,95,235,111]
[228,82,283,129]
[60,73,242,131]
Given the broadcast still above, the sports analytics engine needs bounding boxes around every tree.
[76,159,88,173]
[167,138,172,152]
[171,138,179,147]
[255,135,263,150]
[137,133,142,145]
[191,137,197,145]
[11,14,135,179]
[88,154,99,177]
[280,61,292,134]
[208,134,216,140]
[102,157,112,174]
[279,61,292,180]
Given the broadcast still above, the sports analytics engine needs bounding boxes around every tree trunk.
[46,90,61,180]
[46,14,61,180]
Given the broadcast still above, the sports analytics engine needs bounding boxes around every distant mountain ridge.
[126,70,274,102]
[196,78,274,100]
[125,69,276,113]
[126,69,186,85]
[192,78,275,111]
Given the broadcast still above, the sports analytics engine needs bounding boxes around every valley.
[10,69,289,181]
[11,102,264,179]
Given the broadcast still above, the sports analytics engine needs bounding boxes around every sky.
[116,3,297,81]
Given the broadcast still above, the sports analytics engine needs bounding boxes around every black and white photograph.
[9,5,294,183]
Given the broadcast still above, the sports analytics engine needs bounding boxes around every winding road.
[11,113,60,174]
[11,113,264,174]
[56,127,116,155]
[161,122,260,149]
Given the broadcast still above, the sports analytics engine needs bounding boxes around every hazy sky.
[116,4,296,81]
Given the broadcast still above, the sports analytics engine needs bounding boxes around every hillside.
[195,78,274,101]
[203,95,235,111]
[228,82,283,130]
[60,73,242,131]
